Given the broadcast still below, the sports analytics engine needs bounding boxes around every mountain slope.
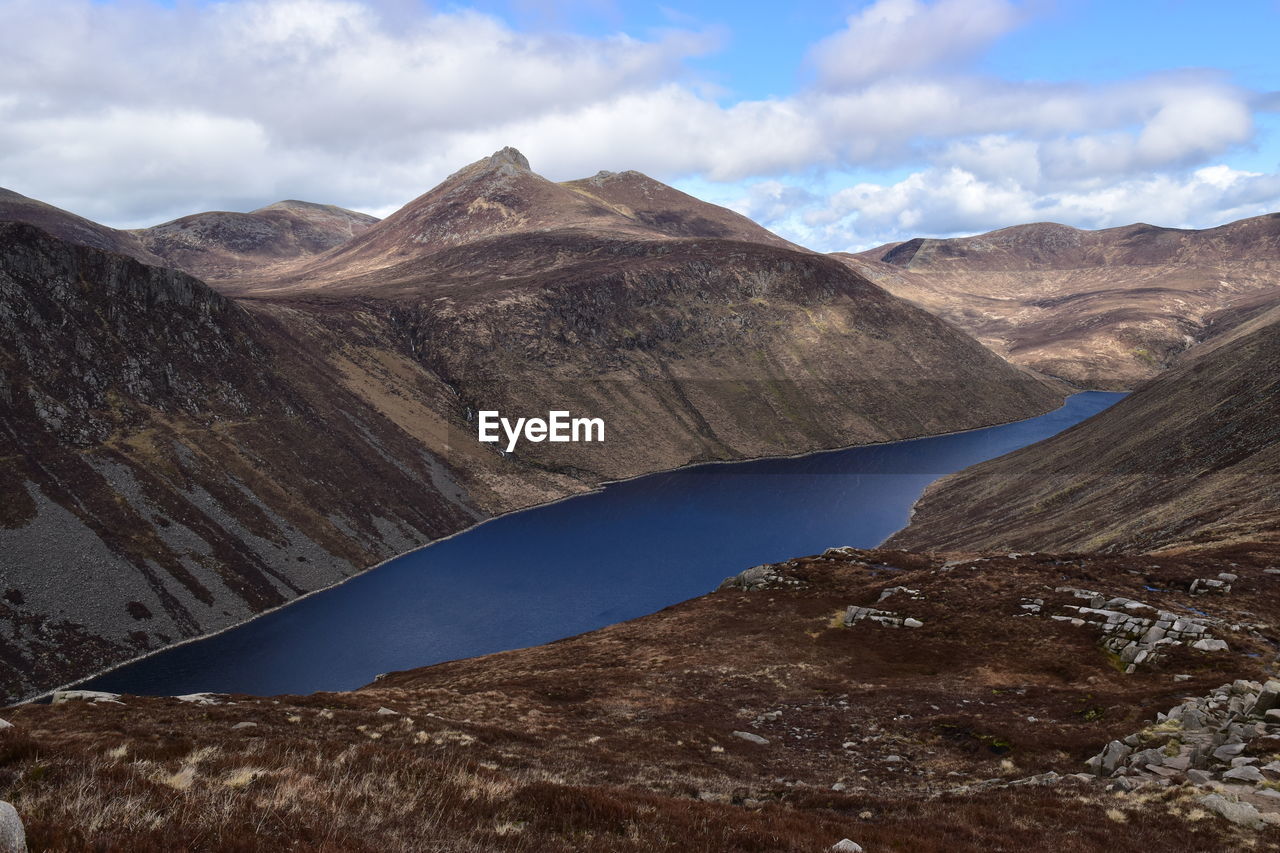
[6,546,1279,851]
[135,200,378,281]
[0,221,515,702]
[227,148,801,296]
[841,215,1280,389]
[888,311,1280,554]
[0,188,163,266]
[559,168,802,248]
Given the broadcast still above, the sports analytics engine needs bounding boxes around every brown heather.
[4,547,1280,850]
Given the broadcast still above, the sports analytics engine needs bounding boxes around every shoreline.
[21,390,1099,706]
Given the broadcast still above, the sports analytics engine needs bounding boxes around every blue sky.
[3,0,1279,249]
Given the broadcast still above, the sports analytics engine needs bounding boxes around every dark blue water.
[81,392,1123,698]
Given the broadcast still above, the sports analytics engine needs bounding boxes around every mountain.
[0,187,163,266]
[840,215,1280,389]
[135,200,378,281]
[227,147,799,295]
[0,149,1062,700]
[888,310,1280,554]
[6,545,1278,851]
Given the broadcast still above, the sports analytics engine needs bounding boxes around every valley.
[0,148,1061,703]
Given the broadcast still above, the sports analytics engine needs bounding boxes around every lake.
[80,391,1124,698]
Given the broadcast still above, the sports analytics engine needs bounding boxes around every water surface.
[82,392,1123,697]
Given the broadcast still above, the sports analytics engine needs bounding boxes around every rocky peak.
[483,146,532,174]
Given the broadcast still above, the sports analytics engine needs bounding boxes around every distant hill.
[136,200,379,281]
[839,215,1280,389]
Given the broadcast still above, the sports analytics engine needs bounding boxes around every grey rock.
[1193,638,1229,652]
[0,720,10,731]
[1200,793,1264,828]
[1223,765,1265,783]
[174,693,222,705]
[732,731,769,745]
[376,707,399,716]
[51,689,121,704]
[1251,681,1280,716]
[1130,747,1166,769]
[1214,742,1249,761]
[1186,769,1214,785]
[1100,740,1132,774]
[0,802,24,853]
[902,617,924,629]
[831,841,864,853]
[231,721,258,730]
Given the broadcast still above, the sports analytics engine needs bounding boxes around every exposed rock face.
[889,310,1280,554]
[0,149,1063,700]
[0,221,483,701]
[840,215,1280,389]
[136,200,379,281]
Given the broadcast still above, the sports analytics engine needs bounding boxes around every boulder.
[732,731,769,745]
[831,841,864,852]
[231,721,259,730]
[0,720,11,731]
[1213,742,1248,761]
[1099,740,1132,774]
[1223,766,1265,783]
[1200,793,1264,829]
[1193,638,1229,652]
[1251,681,1280,716]
[0,802,24,853]
[376,707,399,716]
[51,690,121,704]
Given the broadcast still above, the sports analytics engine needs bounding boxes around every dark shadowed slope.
[840,214,1280,389]
[889,311,1280,554]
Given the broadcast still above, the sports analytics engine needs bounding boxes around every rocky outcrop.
[1084,678,1280,830]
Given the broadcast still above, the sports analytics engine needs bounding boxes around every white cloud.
[0,0,1274,244]
[809,0,1023,89]
[780,164,1280,251]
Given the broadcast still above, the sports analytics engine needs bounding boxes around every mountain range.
[841,217,1280,389]
[0,148,1059,701]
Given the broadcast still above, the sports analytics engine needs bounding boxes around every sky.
[1,0,1279,251]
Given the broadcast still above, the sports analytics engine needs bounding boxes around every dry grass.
[6,547,1280,850]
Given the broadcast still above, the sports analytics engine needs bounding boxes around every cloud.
[0,0,1274,245]
[809,0,1025,89]
[779,165,1280,251]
